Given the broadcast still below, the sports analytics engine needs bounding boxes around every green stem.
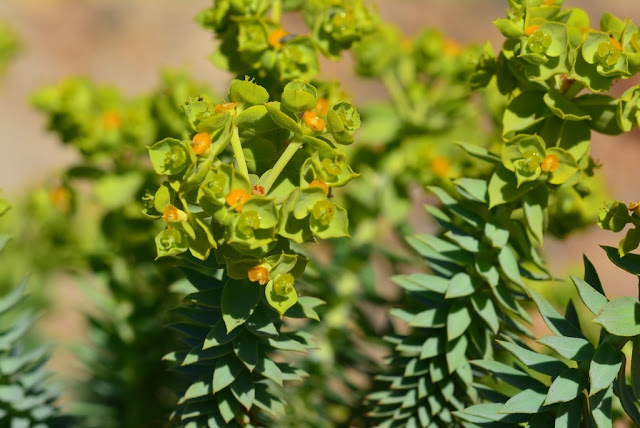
[564,81,584,99]
[231,127,249,181]
[271,0,282,24]
[382,71,414,122]
[261,139,302,194]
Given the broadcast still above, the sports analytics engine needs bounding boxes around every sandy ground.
[0,0,639,402]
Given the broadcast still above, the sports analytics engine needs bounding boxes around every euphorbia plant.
[146,77,360,425]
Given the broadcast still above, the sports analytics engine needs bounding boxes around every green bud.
[322,157,343,177]
[155,228,188,258]
[522,149,543,172]
[238,210,261,235]
[277,38,319,82]
[598,201,632,232]
[274,273,295,296]
[327,101,360,145]
[311,200,335,226]
[148,138,191,175]
[237,21,268,54]
[209,173,228,196]
[228,78,269,106]
[527,30,552,54]
[596,39,621,67]
[281,81,318,113]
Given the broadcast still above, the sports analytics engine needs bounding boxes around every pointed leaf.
[544,368,587,405]
[593,297,640,337]
[589,343,623,396]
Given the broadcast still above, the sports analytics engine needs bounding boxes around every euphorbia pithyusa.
[146,78,360,425]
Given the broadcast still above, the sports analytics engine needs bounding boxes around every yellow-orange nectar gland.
[541,0,555,6]
[162,205,188,223]
[268,28,289,48]
[191,132,212,155]
[302,111,325,132]
[102,110,122,130]
[310,179,329,195]
[50,186,71,212]
[214,101,237,113]
[313,98,330,117]
[226,189,251,212]
[609,38,622,51]
[540,154,560,173]
[248,265,270,285]
[628,201,640,216]
[442,39,463,56]
[430,157,450,177]
[525,25,540,37]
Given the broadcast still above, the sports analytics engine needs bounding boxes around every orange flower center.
[609,38,622,50]
[102,110,122,130]
[525,25,540,37]
[162,205,187,223]
[214,101,237,113]
[309,179,329,195]
[191,132,212,155]
[248,265,270,285]
[313,98,330,117]
[540,154,560,173]
[268,28,289,48]
[430,156,450,177]
[226,189,250,212]
[442,39,463,56]
[302,111,325,132]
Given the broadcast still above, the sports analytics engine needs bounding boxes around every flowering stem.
[231,127,249,181]
[261,138,302,194]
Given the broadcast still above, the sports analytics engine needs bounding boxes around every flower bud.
[322,157,343,177]
[527,30,552,54]
[311,200,335,226]
[238,210,261,235]
[596,38,622,67]
[522,149,544,172]
[273,273,295,296]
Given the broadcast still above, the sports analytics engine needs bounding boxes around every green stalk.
[230,126,249,181]
[272,0,282,24]
[261,138,302,194]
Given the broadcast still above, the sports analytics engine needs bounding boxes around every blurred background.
[0,0,639,400]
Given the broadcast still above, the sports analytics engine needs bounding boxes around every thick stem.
[230,127,250,181]
[261,139,302,194]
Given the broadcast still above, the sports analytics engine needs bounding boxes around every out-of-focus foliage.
[0,199,70,427]
[0,18,19,78]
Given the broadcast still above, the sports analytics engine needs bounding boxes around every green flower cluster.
[470,2,640,237]
[196,0,378,84]
[146,78,359,317]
